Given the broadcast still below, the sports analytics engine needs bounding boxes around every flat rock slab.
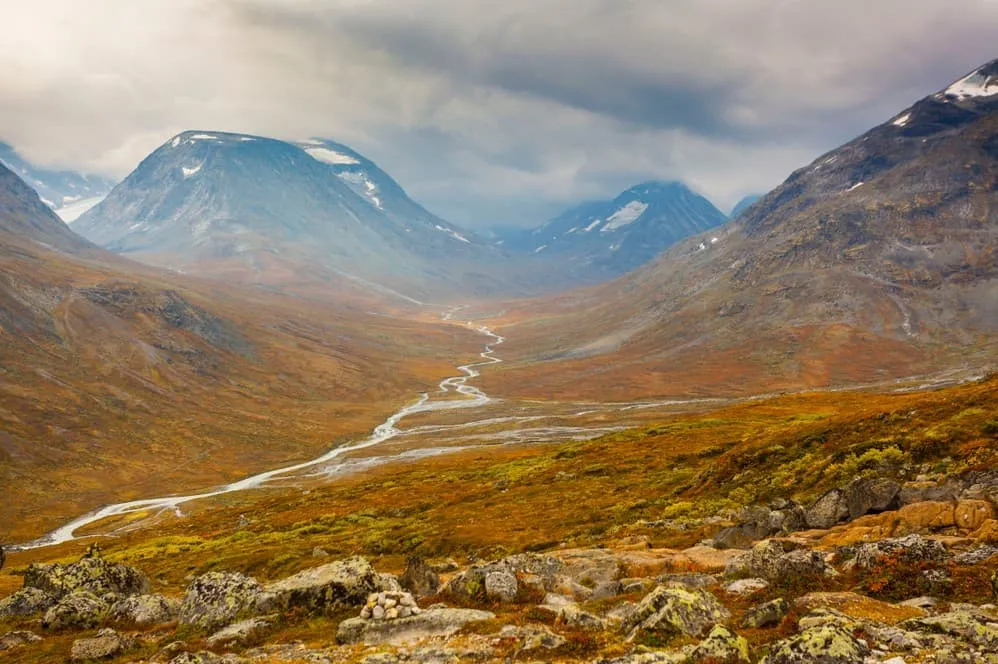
[794,592,926,625]
[337,607,495,645]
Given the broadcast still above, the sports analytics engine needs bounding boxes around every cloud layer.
[1,0,995,226]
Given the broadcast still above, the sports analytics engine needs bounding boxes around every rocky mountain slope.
[482,58,998,400]
[73,131,508,300]
[730,194,762,218]
[502,181,727,282]
[0,141,115,221]
[0,162,482,543]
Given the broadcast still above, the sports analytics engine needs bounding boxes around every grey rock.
[558,604,607,631]
[70,628,134,661]
[726,540,829,582]
[955,546,998,565]
[25,553,149,599]
[901,610,998,650]
[499,623,566,650]
[805,489,851,529]
[205,616,274,648]
[179,572,272,632]
[623,585,731,639]
[724,578,769,596]
[109,593,181,626]
[484,569,518,603]
[336,607,494,645]
[0,630,42,652]
[742,598,790,629]
[659,573,719,589]
[844,478,902,519]
[266,556,396,615]
[42,591,108,631]
[761,622,870,664]
[690,624,750,663]
[0,587,57,618]
[441,553,562,602]
[847,534,952,569]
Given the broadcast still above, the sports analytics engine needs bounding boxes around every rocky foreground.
[5,472,998,663]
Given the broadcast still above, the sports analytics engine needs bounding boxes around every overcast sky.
[1,1,996,228]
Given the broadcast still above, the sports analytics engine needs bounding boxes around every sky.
[1,1,996,229]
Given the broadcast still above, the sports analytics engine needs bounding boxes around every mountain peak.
[936,59,998,103]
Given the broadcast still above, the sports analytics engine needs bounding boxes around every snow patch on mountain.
[57,196,105,224]
[600,201,648,232]
[435,224,471,243]
[305,147,360,165]
[182,164,202,178]
[892,112,912,127]
[583,219,601,233]
[942,68,998,100]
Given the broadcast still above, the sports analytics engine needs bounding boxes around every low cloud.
[1,0,995,225]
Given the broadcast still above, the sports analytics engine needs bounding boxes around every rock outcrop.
[178,572,273,632]
[622,585,730,640]
[109,593,181,626]
[69,628,135,661]
[266,556,397,615]
[42,592,108,631]
[337,607,495,645]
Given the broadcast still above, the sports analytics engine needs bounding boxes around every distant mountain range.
[499,181,728,280]
[73,131,507,300]
[489,57,998,399]
[730,194,762,218]
[0,141,115,222]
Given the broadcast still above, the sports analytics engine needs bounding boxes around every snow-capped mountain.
[504,181,727,278]
[0,141,116,222]
[0,162,97,254]
[73,131,500,298]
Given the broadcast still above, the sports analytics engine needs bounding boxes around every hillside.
[479,58,998,401]
[0,141,114,221]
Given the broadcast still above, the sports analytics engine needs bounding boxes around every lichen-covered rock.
[805,489,851,529]
[0,587,57,618]
[336,607,495,645]
[266,556,393,615]
[42,591,108,631]
[725,540,829,582]
[399,557,440,598]
[761,623,870,664]
[691,624,750,663]
[623,585,731,640]
[70,628,135,661]
[847,534,952,569]
[724,578,769,596]
[557,604,606,631]
[499,623,567,651]
[441,553,563,603]
[484,569,518,603]
[0,630,42,651]
[844,477,901,520]
[25,554,149,599]
[205,616,274,648]
[179,572,273,632]
[596,653,689,664]
[742,598,789,629]
[109,593,181,626]
[901,609,998,650]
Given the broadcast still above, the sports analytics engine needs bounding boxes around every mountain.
[73,131,504,299]
[0,162,97,254]
[483,58,998,400]
[503,181,728,280]
[0,141,115,221]
[730,194,762,218]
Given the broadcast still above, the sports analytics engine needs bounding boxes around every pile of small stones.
[359,591,422,621]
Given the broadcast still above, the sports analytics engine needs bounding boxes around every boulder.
[42,591,108,631]
[844,478,901,520]
[25,554,149,599]
[724,578,769,596]
[205,616,274,648]
[0,630,42,651]
[690,624,750,663]
[0,587,57,618]
[70,628,135,661]
[442,553,563,602]
[742,598,789,629]
[499,623,567,650]
[557,604,606,631]
[900,609,998,650]
[484,569,518,603]
[266,556,396,615]
[847,534,951,569]
[805,489,850,529]
[336,607,495,645]
[725,540,829,582]
[760,622,870,664]
[179,572,273,632]
[109,593,181,626]
[399,557,440,598]
[623,585,731,640]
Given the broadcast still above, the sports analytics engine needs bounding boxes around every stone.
[847,534,952,569]
[42,591,108,631]
[742,598,789,629]
[761,622,870,664]
[400,556,440,598]
[0,630,42,651]
[70,628,134,661]
[844,478,902,520]
[441,553,563,602]
[336,607,495,645]
[25,554,149,599]
[725,539,829,582]
[499,624,566,650]
[205,616,274,648]
[558,604,607,631]
[0,587,57,618]
[681,546,743,573]
[311,548,329,558]
[724,578,769,596]
[179,572,273,632]
[900,610,998,650]
[484,569,518,603]
[954,546,998,565]
[623,585,731,639]
[109,593,181,626]
[690,624,751,663]
[805,489,851,529]
[266,556,395,615]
